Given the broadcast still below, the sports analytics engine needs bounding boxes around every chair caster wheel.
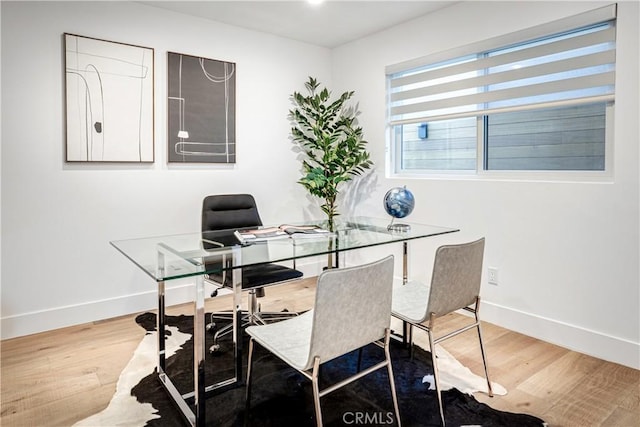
[209,344,221,353]
[206,322,216,331]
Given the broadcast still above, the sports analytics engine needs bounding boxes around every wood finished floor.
[1,278,638,427]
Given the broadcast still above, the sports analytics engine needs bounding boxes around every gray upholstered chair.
[245,255,401,427]
[391,238,492,427]
[202,194,303,352]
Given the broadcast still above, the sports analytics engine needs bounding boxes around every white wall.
[332,1,639,368]
[2,1,638,370]
[0,1,331,338]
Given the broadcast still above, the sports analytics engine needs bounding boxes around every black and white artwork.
[64,33,154,162]
[167,52,236,163]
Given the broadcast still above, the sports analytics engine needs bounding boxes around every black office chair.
[202,194,303,352]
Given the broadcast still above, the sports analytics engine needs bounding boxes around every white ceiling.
[141,1,454,48]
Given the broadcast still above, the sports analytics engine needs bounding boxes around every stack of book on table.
[234,224,332,243]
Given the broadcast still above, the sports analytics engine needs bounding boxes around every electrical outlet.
[488,267,499,285]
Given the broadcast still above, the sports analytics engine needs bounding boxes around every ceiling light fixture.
[307,0,325,5]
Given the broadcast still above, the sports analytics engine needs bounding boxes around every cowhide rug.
[75,312,546,427]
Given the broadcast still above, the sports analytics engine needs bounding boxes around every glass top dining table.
[110,216,459,283]
[110,216,459,427]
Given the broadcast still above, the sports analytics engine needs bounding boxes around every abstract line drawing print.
[167,52,236,163]
[65,34,154,162]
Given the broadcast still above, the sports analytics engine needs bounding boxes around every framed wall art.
[167,52,236,163]
[64,33,154,162]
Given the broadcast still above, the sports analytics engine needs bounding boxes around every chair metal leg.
[401,320,408,346]
[247,337,402,427]
[428,315,446,427]
[245,338,255,410]
[384,329,402,427]
[408,323,415,360]
[311,357,323,427]
[474,298,493,397]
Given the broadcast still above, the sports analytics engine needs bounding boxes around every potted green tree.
[289,77,373,231]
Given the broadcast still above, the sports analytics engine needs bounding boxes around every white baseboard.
[0,261,321,340]
[0,281,197,340]
[481,300,640,370]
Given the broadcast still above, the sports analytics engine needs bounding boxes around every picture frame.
[64,33,154,162]
[167,52,236,163]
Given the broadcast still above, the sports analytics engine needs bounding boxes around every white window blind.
[387,4,617,127]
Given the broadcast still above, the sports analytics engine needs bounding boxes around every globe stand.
[387,217,411,232]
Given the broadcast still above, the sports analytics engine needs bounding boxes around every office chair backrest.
[427,238,485,318]
[305,255,395,370]
[202,194,263,232]
[201,194,264,283]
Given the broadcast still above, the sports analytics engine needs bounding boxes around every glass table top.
[110,216,459,282]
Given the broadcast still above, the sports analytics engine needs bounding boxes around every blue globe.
[383,187,415,219]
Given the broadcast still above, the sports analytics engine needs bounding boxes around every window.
[387,5,616,177]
